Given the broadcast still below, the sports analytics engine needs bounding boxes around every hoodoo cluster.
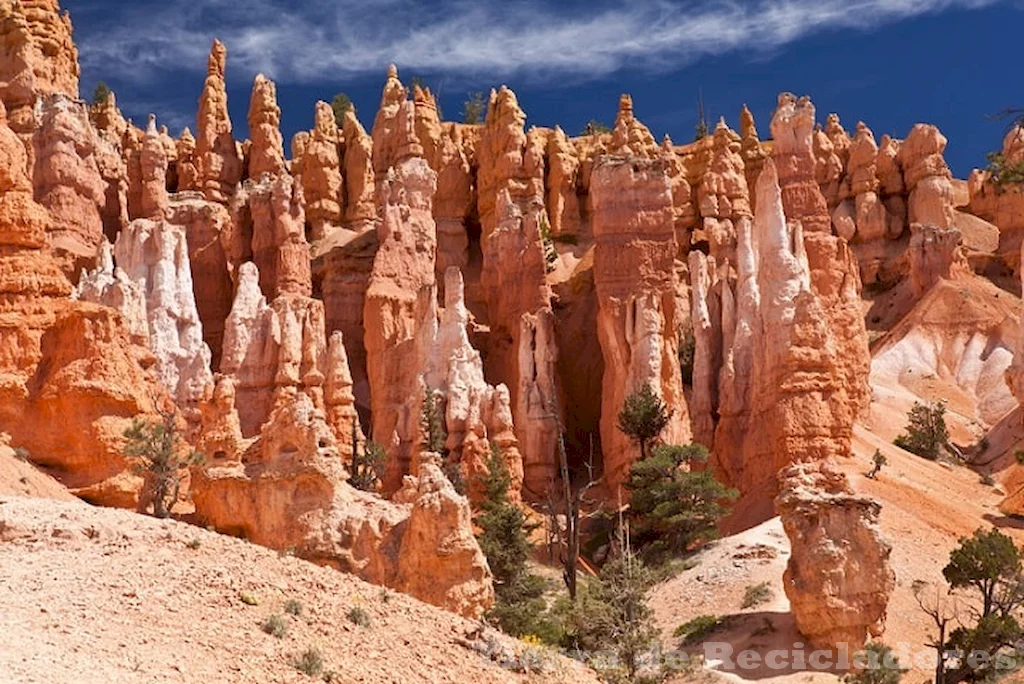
[12,0,1018,647]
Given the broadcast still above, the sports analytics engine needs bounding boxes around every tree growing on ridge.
[582,120,611,136]
[694,88,709,141]
[92,81,111,106]
[330,93,353,127]
[462,91,486,124]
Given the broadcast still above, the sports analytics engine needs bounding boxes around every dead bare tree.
[914,579,961,684]
[543,403,602,601]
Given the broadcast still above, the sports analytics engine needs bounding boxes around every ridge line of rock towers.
[7,0,1006,648]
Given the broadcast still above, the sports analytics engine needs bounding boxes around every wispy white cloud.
[72,0,1002,86]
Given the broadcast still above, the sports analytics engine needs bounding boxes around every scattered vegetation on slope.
[894,401,950,461]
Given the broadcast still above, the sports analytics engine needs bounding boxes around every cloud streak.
[73,0,1001,85]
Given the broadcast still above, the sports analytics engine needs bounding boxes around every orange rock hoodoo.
[776,461,895,650]
[696,118,751,262]
[591,151,690,491]
[0,0,80,150]
[297,100,343,241]
[476,87,561,497]
[363,98,441,487]
[195,40,242,204]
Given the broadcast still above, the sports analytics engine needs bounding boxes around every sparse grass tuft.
[284,599,303,616]
[186,538,201,550]
[741,581,773,609]
[261,613,287,638]
[379,589,391,604]
[292,648,324,677]
[347,606,371,628]
[12,446,30,462]
[239,591,259,606]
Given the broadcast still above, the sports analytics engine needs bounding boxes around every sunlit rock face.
[590,153,689,491]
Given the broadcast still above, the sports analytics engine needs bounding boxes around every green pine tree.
[566,542,660,679]
[625,444,736,563]
[330,93,353,127]
[462,91,486,125]
[348,421,384,492]
[476,446,558,640]
[844,643,906,684]
[92,81,112,106]
[617,382,672,461]
[122,409,202,519]
[420,389,447,454]
[894,401,949,460]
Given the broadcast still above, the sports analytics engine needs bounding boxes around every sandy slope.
[867,277,1019,446]
[650,426,1018,684]
[0,444,78,503]
[0,495,599,684]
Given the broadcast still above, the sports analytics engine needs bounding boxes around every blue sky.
[67,0,1023,177]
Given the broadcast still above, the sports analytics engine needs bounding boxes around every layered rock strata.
[591,153,689,490]
[476,87,560,498]
[364,99,523,497]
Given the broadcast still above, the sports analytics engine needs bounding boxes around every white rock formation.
[73,240,149,346]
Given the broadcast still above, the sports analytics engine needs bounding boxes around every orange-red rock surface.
[32,94,105,276]
[195,40,241,204]
[20,1,1024,643]
[776,461,895,650]
[476,87,561,497]
[591,151,690,490]
[0,0,79,153]
[0,96,159,508]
